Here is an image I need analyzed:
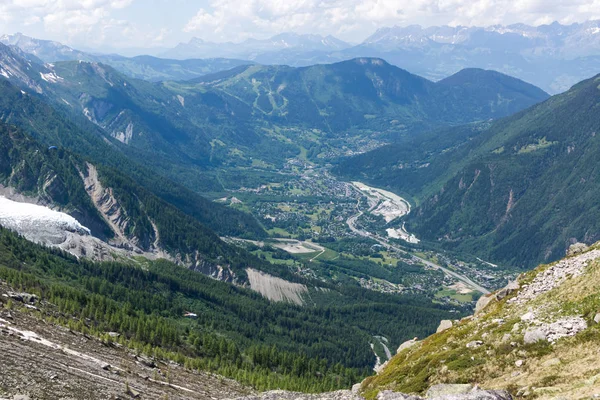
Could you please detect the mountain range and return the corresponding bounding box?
[161,33,351,62]
[2,22,600,399]
[161,21,600,94]
[0,41,548,195]
[7,21,600,94]
[0,32,252,82]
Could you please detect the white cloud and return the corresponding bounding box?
[183,0,600,42]
[1,0,600,50]
[0,0,137,47]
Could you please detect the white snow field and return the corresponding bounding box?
[0,196,90,246]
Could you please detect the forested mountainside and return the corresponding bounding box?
[336,73,600,269]
[0,123,280,280]
[0,224,453,393]
[0,77,265,238]
[0,41,548,193]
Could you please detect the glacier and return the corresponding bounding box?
[0,196,90,246]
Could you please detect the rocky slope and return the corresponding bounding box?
[0,280,253,400]
[358,242,600,399]
[226,242,600,399]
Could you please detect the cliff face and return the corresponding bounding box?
[360,243,600,400]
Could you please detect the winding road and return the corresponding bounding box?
[346,194,490,295]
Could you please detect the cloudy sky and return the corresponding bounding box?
[1,0,600,53]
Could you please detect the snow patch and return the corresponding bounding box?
[39,71,63,83]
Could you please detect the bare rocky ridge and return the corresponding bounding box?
[508,248,600,305]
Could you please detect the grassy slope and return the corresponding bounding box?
[361,243,600,399]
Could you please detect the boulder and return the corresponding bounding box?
[378,390,423,399]
[594,313,600,324]
[397,338,419,354]
[436,320,454,333]
[438,390,512,399]
[567,242,589,256]
[7,291,38,304]
[426,384,473,398]
[520,312,535,322]
[495,281,520,301]
[466,340,483,348]
[475,295,494,315]
[523,328,546,344]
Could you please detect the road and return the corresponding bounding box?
[346,197,490,295]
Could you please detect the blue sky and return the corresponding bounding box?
[1,0,599,53]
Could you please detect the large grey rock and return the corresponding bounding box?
[436,320,454,333]
[594,313,600,324]
[378,390,423,399]
[495,281,520,301]
[426,385,512,399]
[434,390,512,400]
[524,328,546,344]
[475,295,494,315]
[567,242,589,256]
[397,338,419,354]
[426,384,473,398]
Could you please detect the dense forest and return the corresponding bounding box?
[0,226,453,391]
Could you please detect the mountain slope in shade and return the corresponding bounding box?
[337,73,600,269]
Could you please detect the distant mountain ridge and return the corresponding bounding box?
[0,33,253,82]
[7,22,600,93]
[162,32,351,60]
[160,21,600,93]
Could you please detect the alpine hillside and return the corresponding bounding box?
[336,72,600,269]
